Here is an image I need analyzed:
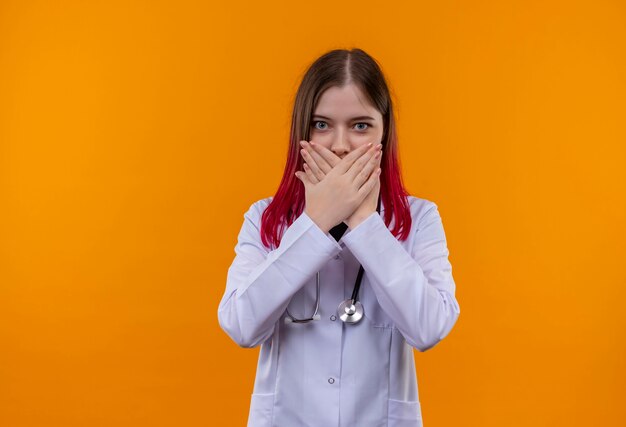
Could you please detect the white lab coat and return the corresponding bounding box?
[218,195,461,426]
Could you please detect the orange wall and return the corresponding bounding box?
[1,0,625,426]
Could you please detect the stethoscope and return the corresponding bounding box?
[284,195,382,325]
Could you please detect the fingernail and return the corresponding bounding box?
[309,141,315,146]
[367,143,373,147]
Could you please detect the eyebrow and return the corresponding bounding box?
[312,114,376,121]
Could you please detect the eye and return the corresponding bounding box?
[312,121,328,130]
[354,123,369,131]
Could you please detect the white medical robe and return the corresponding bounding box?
[217,195,461,426]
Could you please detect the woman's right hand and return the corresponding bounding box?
[294,142,382,233]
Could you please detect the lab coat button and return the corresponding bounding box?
[328,378,335,384]
[330,315,337,321]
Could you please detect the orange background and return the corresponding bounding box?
[1,0,625,426]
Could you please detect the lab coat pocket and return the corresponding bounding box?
[247,393,275,427]
[387,398,423,427]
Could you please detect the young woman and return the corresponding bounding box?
[217,48,461,427]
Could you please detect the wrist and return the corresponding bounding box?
[346,214,367,230]
[304,208,334,234]
[347,210,377,230]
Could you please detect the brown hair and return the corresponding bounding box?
[261,48,412,250]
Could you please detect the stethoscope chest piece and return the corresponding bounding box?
[337,299,364,324]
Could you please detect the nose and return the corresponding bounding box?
[331,129,350,158]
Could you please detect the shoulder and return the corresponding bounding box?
[242,196,274,223]
[245,195,442,228]
[247,194,439,214]
[251,196,274,213]
[234,197,275,244]
[405,195,442,229]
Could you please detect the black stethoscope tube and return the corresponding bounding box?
[335,193,382,324]
[285,193,382,324]
[348,193,381,303]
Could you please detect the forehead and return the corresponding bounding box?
[314,84,381,120]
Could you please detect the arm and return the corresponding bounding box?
[341,201,461,352]
[217,200,343,348]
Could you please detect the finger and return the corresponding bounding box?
[295,170,312,187]
[349,144,383,190]
[331,142,375,176]
[305,160,324,182]
[357,166,381,199]
[308,141,341,170]
[306,146,333,174]
[346,143,382,185]
[303,163,320,184]
[300,149,325,182]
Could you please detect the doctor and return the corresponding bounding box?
[217,48,461,427]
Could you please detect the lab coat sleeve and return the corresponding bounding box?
[217,201,343,348]
[340,201,461,352]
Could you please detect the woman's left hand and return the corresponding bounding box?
[299,140,382,230]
